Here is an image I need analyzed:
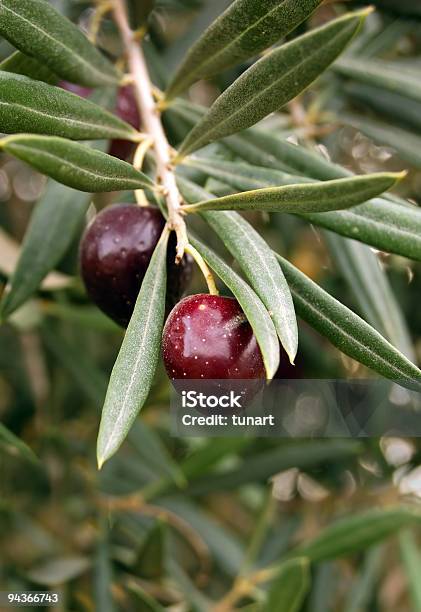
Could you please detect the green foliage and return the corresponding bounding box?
[264,558,310,612]
[2,1,421,608]
[176,10,368,157]
[0,0,120,86]
[0,422,38,463]
[0,181,90,318]
[0,134,154,192]
[183,172,403,214]
[0,73,139,140]
[0,49,57,83]
[166,0,323,100]
[291,507,421,562]
[335,57,421,104]
[277,254,421,391]
[97,229,169,467]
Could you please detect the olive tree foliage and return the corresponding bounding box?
[1,0,421,609]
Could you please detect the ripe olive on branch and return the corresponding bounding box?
[79,204,192,327]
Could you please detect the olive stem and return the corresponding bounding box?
[89,0,113,43]
[184,243,219,296]
[112,0,188,263]
[133,137,154,206]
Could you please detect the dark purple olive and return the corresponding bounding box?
[59,82,141,160]
[79,204,192,327]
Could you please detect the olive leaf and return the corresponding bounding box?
[0,0,121,86]
[277,254,421,391]
[94,533,115,612]
[399,530,421,612]
[135,522,166,579]
[264,558,310,612]
[178,177,298,364]
[183,156,303,191]
[165,0,323,100]
[290,507,421,563]
[189,236,280,380]
[97,229,169,468]
[182,172,403,214]
[128,421,186,489]
[345,82,421,132]
[0,73,139,141]
[219,132,421,261]
[324,232,415,361]
[335,57,421,104]
[0,49,57,83]
[187,440,362,494]
[303,202,421,262]
[183,157,415,359]
[176,10,369,158]
[0,181,90,319]
[0,422,39,464]
[0,135,155,193]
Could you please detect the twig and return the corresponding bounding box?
[133,138,154,206]
[112,0,188,263]
[185,244,219,296]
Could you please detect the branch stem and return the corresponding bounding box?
[185,244,219,296]
[112,0,188,262]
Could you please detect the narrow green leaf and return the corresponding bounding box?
[0,49,57,83]
[342,112,421,168]
[97,229,169,468]
[343,547,383,612]
[189,235,280,379]
[42,325,108,408]
[0,73,139,141]
[324,232,415,360]
[344,82,421,133]
[399,529,421,612]
[291,507,421,563]
[135,521,166,579]
[176,10,369,157]
[165,0,323,100]
[183,156,304,191]
[187,440,362,494]
[94,530,115,612]
[335,57,421,104]
[0,422,38,464]
[183,173,402,214]
[178,177,298,363]
[0,181,90,318]
[264,558,310,612]
[219,132,421,261]
[303,202,421,262]
[127,583,165,612]
[160,497,245,577]
[225,127,353,179]
[0,135,155,193]
[128,420,186,489]
[276,254,421,391]
[0,0,121,86]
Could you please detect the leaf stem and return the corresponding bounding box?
[184,243,219,296]
[133,137,154,206]
[112,0,188,262]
